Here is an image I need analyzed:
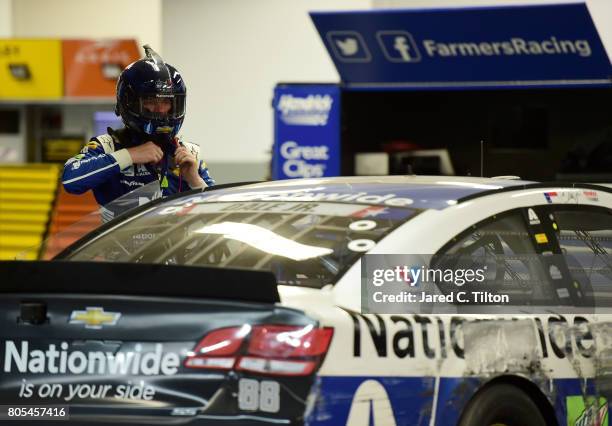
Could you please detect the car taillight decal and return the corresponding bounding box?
[184,324,334,376]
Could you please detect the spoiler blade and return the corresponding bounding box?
[0,261,279,304]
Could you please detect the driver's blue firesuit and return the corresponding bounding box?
[62,127,214,220]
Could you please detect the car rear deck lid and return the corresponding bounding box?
[0,261,280,304]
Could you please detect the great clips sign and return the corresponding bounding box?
[272,85,340,180]
[310,3,612,88]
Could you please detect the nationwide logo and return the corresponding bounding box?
[346,380,398,426]
[213,189,413,207]
[3,341,180,376]
[277,94,333,126]
[176,188,415,208]
[69,307,120,329]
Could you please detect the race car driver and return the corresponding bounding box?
[62,45,214,219]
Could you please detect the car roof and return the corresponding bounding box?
[56,176,612,260]
[184,175,533,210]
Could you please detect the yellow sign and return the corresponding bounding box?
[535,233,549,244]
[0,39,63,99]
[43,138,82,162]
[69,307,121,329]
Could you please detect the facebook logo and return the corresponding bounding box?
[326,31,371,62]
[376,31,421,63]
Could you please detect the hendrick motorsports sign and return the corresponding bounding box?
[310,3,611,87]
[273,84,340,180]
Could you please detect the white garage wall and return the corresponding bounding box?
[376,0,580,5]
[11,0,162,52]
[372,0,612,62]
[8,0,163,153]
[6,0,607,180]
[162,0,371,181]
[0,0,12,37]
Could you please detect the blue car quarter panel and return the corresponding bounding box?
[306,376,482,426]
[306,376,437,426]
[307,376,607,426]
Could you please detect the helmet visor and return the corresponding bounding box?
[138,94,185,120]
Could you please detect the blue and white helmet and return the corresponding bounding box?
[115,45,186,142]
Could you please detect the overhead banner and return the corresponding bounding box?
[272,84,340,180]
[310,3,612,89]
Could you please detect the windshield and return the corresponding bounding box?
[63,199,421,288]
[16,181,164,261]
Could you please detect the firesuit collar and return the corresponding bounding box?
[108,126,177,156]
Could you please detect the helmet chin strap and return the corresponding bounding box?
[156,137,182,192]
[152,135,176,155]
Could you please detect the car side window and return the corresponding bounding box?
[434,209,557,306]
[550,206,612,308]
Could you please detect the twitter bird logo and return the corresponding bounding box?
[327,31,371,62]
[335,37,359,56]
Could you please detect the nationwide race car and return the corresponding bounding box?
[1,176,611,426]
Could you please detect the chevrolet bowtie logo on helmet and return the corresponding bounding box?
[155,126,173,134]
[155,78,173,91]
[69,307,121,329]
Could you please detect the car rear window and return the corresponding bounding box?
[65,200,421,288]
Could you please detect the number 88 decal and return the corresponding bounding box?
[238,379,280,413]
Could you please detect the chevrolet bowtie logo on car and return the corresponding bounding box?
[69,307,121,329]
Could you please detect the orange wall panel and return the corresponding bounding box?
[62,39,140,97]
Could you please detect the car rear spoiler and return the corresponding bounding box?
[0,261,280,304]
